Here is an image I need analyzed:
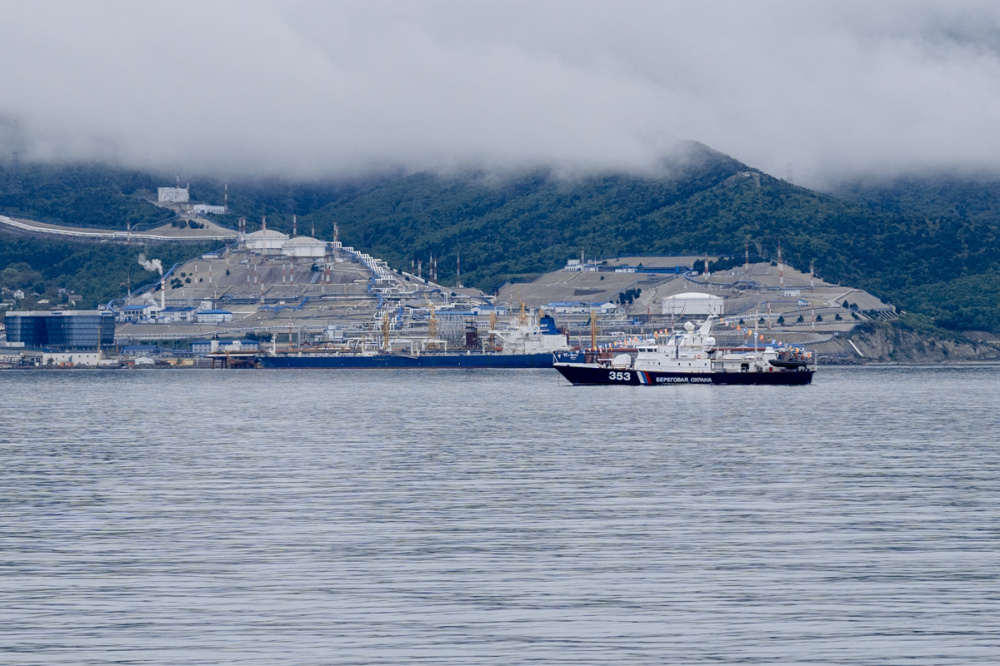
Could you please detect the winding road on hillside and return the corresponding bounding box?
[0,214,237,242]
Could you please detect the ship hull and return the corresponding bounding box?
[257,352,556,369]
[555,363,814,386]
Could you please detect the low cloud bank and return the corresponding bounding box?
[2,1,1000,187]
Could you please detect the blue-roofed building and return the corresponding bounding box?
[118,303,161,323]
[471,305,508,316]
[160,306,195,323]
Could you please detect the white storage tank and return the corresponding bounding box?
[282,236,327,258]
[662,292,724,316]
[245,229,290,253]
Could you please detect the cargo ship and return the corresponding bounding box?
[256,313,571,369]
[554,317,815,386]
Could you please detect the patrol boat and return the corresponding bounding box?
[553,316,815,386]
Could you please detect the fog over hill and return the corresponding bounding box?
[4,2,1000,187]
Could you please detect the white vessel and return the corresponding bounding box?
[554,316,815,385]
[491,312,571,355]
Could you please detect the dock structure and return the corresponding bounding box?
[109,246,895,363]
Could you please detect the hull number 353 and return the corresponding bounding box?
[609,371,631,381]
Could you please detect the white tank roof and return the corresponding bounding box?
[246,229,289,240]
[669,292,723,300]
[283,236,326,246]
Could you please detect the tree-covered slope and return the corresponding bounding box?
[290,151,995,313]
[2,149,1000,331]
[0,234,213,309]
[0,162,174,230]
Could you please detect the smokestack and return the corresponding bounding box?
[160,276,165,310]
[292,215,297,237]
[224,183,228,214]
[778,243,784,290]
[262,216,266,231]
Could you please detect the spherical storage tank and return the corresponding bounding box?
[282,236,328,258]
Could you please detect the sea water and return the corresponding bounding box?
[1,366,998,664]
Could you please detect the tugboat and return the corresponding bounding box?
[553,316,815,386]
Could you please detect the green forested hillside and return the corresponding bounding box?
[831,175,1000,331]
[2,148,1000,330]
[0,162,174,229]
[283,150,1000,330]
[0,235,213,308]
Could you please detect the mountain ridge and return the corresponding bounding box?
[1,149,999,331]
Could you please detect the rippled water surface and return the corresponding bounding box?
[2,366,999,664]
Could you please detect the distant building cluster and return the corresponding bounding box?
[156,185,227,215]
[117,302,233,324]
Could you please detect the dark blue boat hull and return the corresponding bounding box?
[555,364,814,385]
[257,352,555,369]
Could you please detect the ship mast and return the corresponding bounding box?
[382,309,391,351]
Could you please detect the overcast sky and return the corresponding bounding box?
[2,0,1000,188]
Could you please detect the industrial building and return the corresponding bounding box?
[5,310,115,349]
[191,339,259,354]
[195,309,233,324]
[192,204,226,215]
[157,187,190,203]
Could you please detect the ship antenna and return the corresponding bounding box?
[382,309,391,351]
[590,309,597,351]
[754,306,759,353]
